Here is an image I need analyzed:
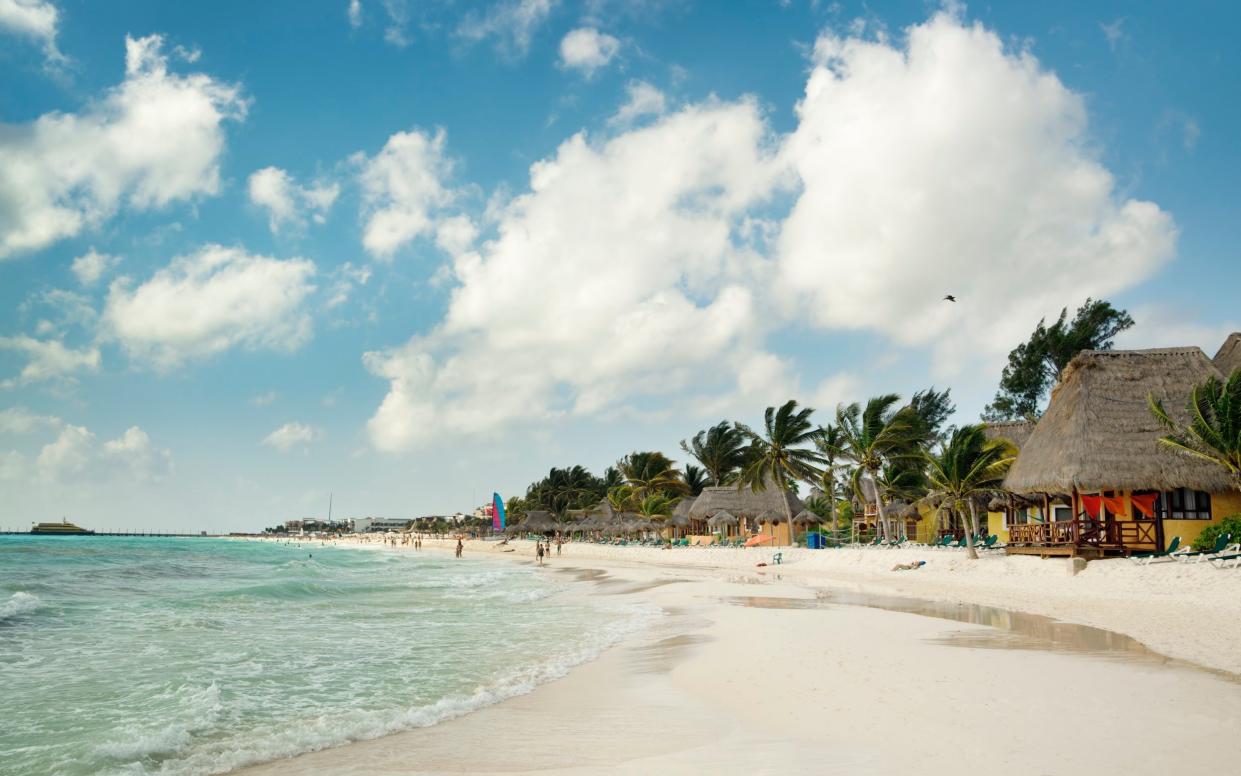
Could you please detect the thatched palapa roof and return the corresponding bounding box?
[984,420,1035,451]
[1004,347,1233,494]
[707,510,738,528]
[1213,333,1241,378]
[688,483,805,521]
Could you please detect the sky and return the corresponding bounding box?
[2,0,1239,532]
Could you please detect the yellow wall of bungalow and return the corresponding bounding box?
[989,490,1241,551]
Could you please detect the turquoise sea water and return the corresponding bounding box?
[0,537,650,776]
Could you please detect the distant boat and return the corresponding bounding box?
[30,519,94,535]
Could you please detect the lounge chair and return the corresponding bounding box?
[978,535,999,551]
[1128,536,1183,565]
[1174,533,1232,563]
[1209,548,1241,569]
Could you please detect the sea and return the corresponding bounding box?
[0,536,653,776]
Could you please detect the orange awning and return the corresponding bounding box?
[744,535,775,547]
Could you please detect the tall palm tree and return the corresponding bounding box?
[827,395,927,541]
[736,400,825,546]
[814,423,847,541]
[681,421,748,485]
[922,424,1015,559]
[681,464,708,496]
[617,451,686,500]
[1149,369,1241,489]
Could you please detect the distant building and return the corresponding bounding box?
[367,517,414,532]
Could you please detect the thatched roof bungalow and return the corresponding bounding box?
[999,344,1241,556]
[688,483,805,544]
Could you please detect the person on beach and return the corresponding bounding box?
[455,539,463,558]
[536,542,545,565]
[556,537,562,556]
[891,560,925,571]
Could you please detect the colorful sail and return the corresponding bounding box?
[492,493,506,531]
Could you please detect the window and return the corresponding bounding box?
[1053,505,1073,522]
[1158,489,1213,520]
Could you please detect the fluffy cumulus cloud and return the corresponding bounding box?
[360,10,1181,450]
[262,421,320,451]
[0,34,246,259]
[102,244,317,368]
[71,248,120,286]
[247,166,339,233]
[457,0,554,58]
[364,99,785,450]
[611,80,666,125]
[0,335,100,388]
[775,10,1176,376]
[558,27,620,77]
[347,0,362,28]
[356,128,458,259]
[0,0,64,62]
[1,417,172,482]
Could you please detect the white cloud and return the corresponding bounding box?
[364,98,784,450]
[1115,305,1238,353]
[1100,17,1126,52]
[347,0,362,28]
[71,248,120,286]
[36,423,93,480]
[776,11,1176,379]
[247,166,339,233]
[0,406,61,434]
[457,0,555,58]
[262,421,320,451]
[102,244,317,368]
[0,34,246,259]
[356,128,457,259]
[0,335,100,388]
[0,0,64,63]
[558,27,620,77]
[249,390,278,406]
[102,425,172,481]
[611,80,667,125]
[326,262,372,309]
[434,215,477,256]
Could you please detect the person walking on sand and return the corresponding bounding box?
[556,536,562,556]
[455,538,463,558]
[536,541,545,566]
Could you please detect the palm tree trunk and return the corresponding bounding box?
[782,481,795,548]
[963,503,979,560]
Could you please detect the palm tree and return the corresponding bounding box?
[735,400,825,546]
[1149,369,1241,489]
[618,451,686,500]
[828,395,927,541]
[923,424,1015,559]
[681,421,748,485]
[814,423,847,541]
[681,464,708,496]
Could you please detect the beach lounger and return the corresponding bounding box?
[1174,533,1232,563]
[1129,536,1183,565]
[1209,548,1241,569]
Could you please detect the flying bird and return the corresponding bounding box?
[943,295,956,302]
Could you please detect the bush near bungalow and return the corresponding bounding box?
[1192,515,1241,552]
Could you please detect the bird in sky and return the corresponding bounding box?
[943,295,956,302]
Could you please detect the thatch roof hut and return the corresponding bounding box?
[707,510,738,528]
[1213,332,1241,377]
[792,509,821,524]
[514,510,558,533]
[688,484,805,521]
[984,420,1035,451]
[1004,347,1233,494]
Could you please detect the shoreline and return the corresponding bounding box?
[237,536,1241,775]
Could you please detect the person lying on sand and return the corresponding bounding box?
[891,561,926,571]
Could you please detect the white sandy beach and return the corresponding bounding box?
[236,537,1241,775]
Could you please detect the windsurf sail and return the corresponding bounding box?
[492,493,506,531]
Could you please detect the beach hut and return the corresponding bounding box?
[1213,332,1241,377]
[1002,343,1241,556]
[689,483,805,545]
[706,510,738,543]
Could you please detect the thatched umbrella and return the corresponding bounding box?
[706,511,737,541]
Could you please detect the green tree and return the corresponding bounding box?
[736,400,825,546]
[680,421,749,485]
[828,395,928,541]
[681,464,708,496]
[617,451,686,500]
[1149,368,1241,489]
[909,387,956,442]
[814,423,848,541]
[984,298,1135,420]
[922,424,1015,559]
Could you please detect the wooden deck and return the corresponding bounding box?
[1005,518,1160,558]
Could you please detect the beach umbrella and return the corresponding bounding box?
[744,534,775,547]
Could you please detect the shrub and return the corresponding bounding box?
[1191,515,1241,552]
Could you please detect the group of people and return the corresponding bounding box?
[534,537,563,565]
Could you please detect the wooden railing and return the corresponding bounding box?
[1007,519,1158,552]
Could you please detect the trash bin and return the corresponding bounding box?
[806,532,825,549]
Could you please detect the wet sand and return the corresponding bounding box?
[237,554,1241,775]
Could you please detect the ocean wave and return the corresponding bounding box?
[0,591,41,621]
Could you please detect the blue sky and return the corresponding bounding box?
[1,0,1238,532]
